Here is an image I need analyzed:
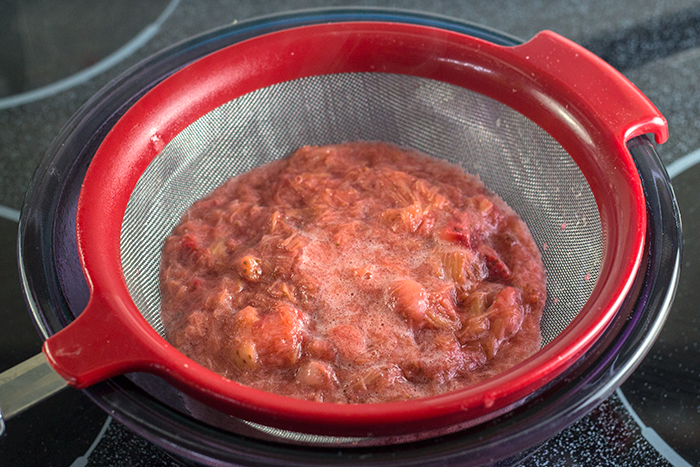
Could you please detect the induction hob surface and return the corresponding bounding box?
[0,1,698,466]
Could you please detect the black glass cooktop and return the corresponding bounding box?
[1,1,699,466]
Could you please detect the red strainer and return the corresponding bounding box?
[15,21,667,438]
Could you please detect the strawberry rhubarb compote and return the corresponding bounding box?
[159,142,546,403]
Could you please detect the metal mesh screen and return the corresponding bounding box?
[121,72,602,348]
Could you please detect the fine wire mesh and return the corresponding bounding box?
[121,72,602,348]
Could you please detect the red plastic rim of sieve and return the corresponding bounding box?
[42,21,667,437]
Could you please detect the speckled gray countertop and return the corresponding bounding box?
[1,1,698,466]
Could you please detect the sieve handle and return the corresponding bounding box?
[41,292,170,390]
[504,30,668,145]
[0,353,68,436]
